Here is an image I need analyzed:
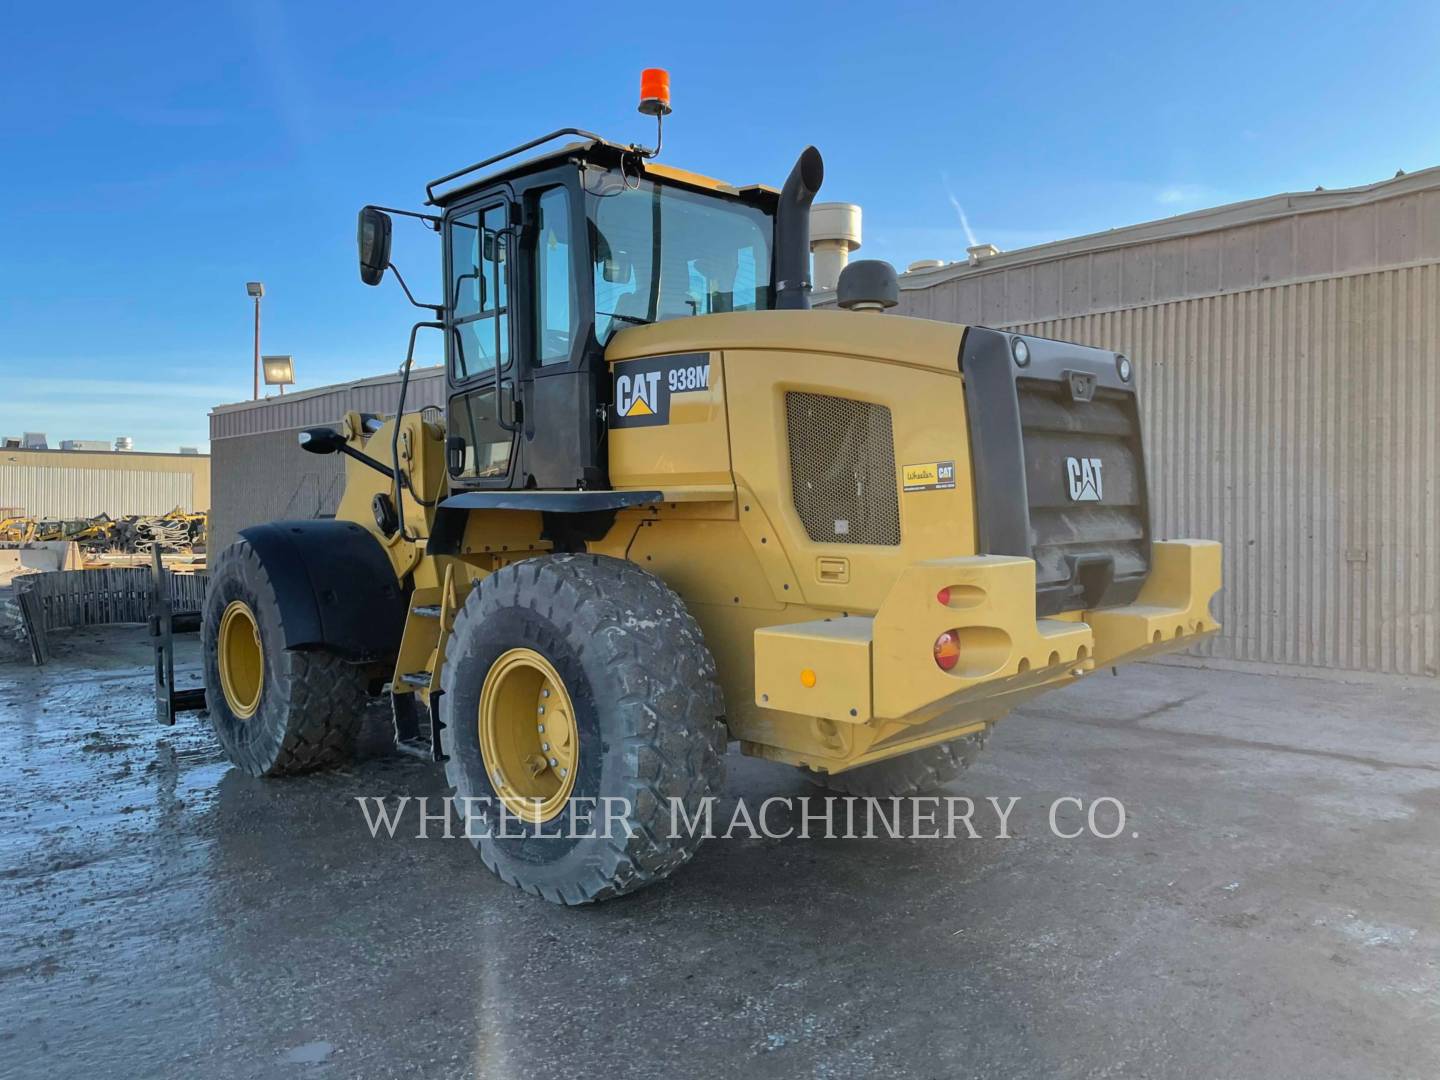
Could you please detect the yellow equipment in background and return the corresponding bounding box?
[0,509,206,555]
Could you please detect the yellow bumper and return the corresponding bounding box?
[750,541,1221,770]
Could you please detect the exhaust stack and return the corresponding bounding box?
[774,146,824,310]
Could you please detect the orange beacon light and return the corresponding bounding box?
[638,68,672,116]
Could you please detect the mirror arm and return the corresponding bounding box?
[337,444,394,479]
[367,204,442,231]
[388,263,444,316]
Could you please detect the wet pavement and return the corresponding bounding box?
[2,625,1438,1079]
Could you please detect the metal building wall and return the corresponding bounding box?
[883,168,1440,679]
[208,368,444,552]
[1011,264,1439,679]
[0,450,210,518]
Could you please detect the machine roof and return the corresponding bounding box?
[427,132,773,207]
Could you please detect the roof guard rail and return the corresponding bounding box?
[425,127,608,205]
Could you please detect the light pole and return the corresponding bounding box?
[246,281,264,400]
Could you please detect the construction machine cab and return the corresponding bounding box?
[360,125,820,495]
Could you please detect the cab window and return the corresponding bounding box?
[447,387,512,479]
[448,203,510,380]
[586,173,773,343]
[534,186,576,365]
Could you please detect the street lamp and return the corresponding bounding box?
[262,355,295,396]
[246,281,264,400]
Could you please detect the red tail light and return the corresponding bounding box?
[936,586,951,606]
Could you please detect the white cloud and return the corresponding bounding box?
[940,171,980,249]
[863,224,1074,268]
[1155,183,1213,207]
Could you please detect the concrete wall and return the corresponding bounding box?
[0,448,210,518]
[883,167,1440,680]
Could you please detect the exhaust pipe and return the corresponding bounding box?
[775,146,824,310]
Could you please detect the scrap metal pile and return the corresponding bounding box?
[0,509,206,554]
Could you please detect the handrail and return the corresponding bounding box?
[425,128,608,205]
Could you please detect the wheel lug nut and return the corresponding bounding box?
[548,758,557,768]
[542,742,550,751]
[537,724,545,733]
[542,689,550,698]
[538,706,545,715]
[559,767,567,777]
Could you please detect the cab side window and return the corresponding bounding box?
[449,203,510,380]
[534,186,576,366]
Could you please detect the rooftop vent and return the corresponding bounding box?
[966,243,1001,265]
[809,202,862,293]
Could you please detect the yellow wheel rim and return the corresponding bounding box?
[218,600,264,719]
[478,648,579,823]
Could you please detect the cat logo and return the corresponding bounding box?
[1065,456,1104,502]
[616,371,661,419]
[609,352,710,429]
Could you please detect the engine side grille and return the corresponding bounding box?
[786,392,901,546]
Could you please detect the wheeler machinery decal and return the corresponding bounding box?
[901,460,956,492]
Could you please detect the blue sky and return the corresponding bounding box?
[3,0,1438,451]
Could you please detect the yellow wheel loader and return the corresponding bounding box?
[190,72,1221,904]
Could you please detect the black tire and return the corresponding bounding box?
[439,554,727,905]
[803,729,988,798]
[201,539,368,777]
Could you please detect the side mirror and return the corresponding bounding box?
[298,427,346,454]
[357,207,393,286]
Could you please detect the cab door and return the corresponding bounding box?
[445,191,519,487]
[515,176,605,489]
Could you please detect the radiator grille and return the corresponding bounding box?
[1018,379,1149,613]
[786,392,901,545]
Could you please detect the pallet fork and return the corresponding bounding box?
[150,547,206,725]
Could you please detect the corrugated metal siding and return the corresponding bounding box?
[890,176,1440,323]
[208,367,447,551]
[1007,263,1440,679]
[209,369,446,440]
[0,464,196,518]
[209,428,348,553]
